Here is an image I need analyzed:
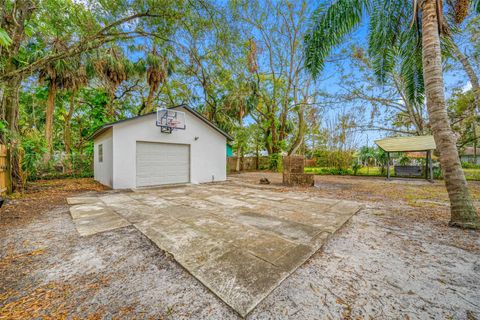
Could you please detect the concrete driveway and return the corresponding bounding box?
[68,181,361,317]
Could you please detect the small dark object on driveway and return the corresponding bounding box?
[0,197,4,208]
[259,177,270,185]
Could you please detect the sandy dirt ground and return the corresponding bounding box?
[1,175,479,319]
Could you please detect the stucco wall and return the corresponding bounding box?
[93,129,113,187]
[111,107,227,189]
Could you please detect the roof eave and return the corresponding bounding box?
[89,104,233,141]
[172,105,233,141]
[90,125,113,140]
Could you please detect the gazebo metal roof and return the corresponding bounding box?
[375,135,436,152]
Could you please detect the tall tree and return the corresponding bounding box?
[63,64,88,158]
[91,47,136,118]
[144,47,168,113]
[1,0,185,191]
[304,0,480,228]
[232,0,319,164]
[39,39,84,157]
[325,47,428,136]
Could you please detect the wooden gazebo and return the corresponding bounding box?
[375,136,436,181]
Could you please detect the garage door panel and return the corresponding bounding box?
[136,142,190,187]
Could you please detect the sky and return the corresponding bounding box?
[124,0,474,150]
[308,14,473,148]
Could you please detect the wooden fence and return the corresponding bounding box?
[227,156,317,173]
[227,156,269,172]
[0,145,8,195]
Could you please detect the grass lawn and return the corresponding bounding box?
[305,166,480,181]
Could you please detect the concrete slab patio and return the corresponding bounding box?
[67,182,362,317]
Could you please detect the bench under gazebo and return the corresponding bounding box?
[375,136,436,181]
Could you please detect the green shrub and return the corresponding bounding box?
[314,149,354,170]
[322,168,352,175]
[268,153,282,172]
[31,171,94,181]
[351,161,362,175]
[461,161,480,169]
[398,154,411,166]
[306,167,353,175]
[20,130,47,180]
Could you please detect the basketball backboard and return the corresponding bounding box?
[156,108,186,133]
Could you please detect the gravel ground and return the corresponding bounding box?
[1,175,479,319]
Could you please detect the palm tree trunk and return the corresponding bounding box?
[235,108,244,172]
[145,84,158,114]
[1,76,21,133]
[0,77,22,192]
[63,94,76,173]
[450,41,480,112]
[235,146,241,172]
[106,86,116,118]
[45,82,57,160]
[422,0,479,229]
[64,94,75,156]
[451,40,479,164]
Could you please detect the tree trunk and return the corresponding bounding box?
[422,0,479,229]
[256,143,259,170]
[45,83,57,159]
[451,39,479,164]
[473,123,477,164]
[145,86,156,114]
[235,146,241,172]
[289,105,305,155]
[106,86,117,118]
[1,77,22,133]
[1,77,23,192]
[235,108,244,172]
[64,94,75,156]
[451,41,480,112]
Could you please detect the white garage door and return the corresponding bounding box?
[136,142,190,187]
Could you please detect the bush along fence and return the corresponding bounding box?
[227,156,316,173]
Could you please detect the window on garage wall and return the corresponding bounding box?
[98,144,103,163]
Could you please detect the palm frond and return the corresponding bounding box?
[398,27,424,106]
[304,0,370,79]
[367,0,406,83]
[472,0,480,13]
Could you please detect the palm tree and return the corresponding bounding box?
[39,39,83,158]
[91,47,132,117]
[304,0,480,228]
[63,65,88,159]
[223,79,256,172]
[144,47,168,114]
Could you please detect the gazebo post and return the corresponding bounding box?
[425,151,429,180]
[387,152,390,180]
[428,150,433,182]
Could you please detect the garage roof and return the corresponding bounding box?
[90,104,233,141]
[375,135,436,152]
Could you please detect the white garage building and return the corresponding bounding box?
[91,105,232,189]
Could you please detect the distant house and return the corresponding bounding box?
[460,147,480,165]
[226,143,233,157]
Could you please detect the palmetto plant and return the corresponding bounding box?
[91,47,134,117]
[144,47,169,113]
[39,39,87,157]
[305,0,480,228]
